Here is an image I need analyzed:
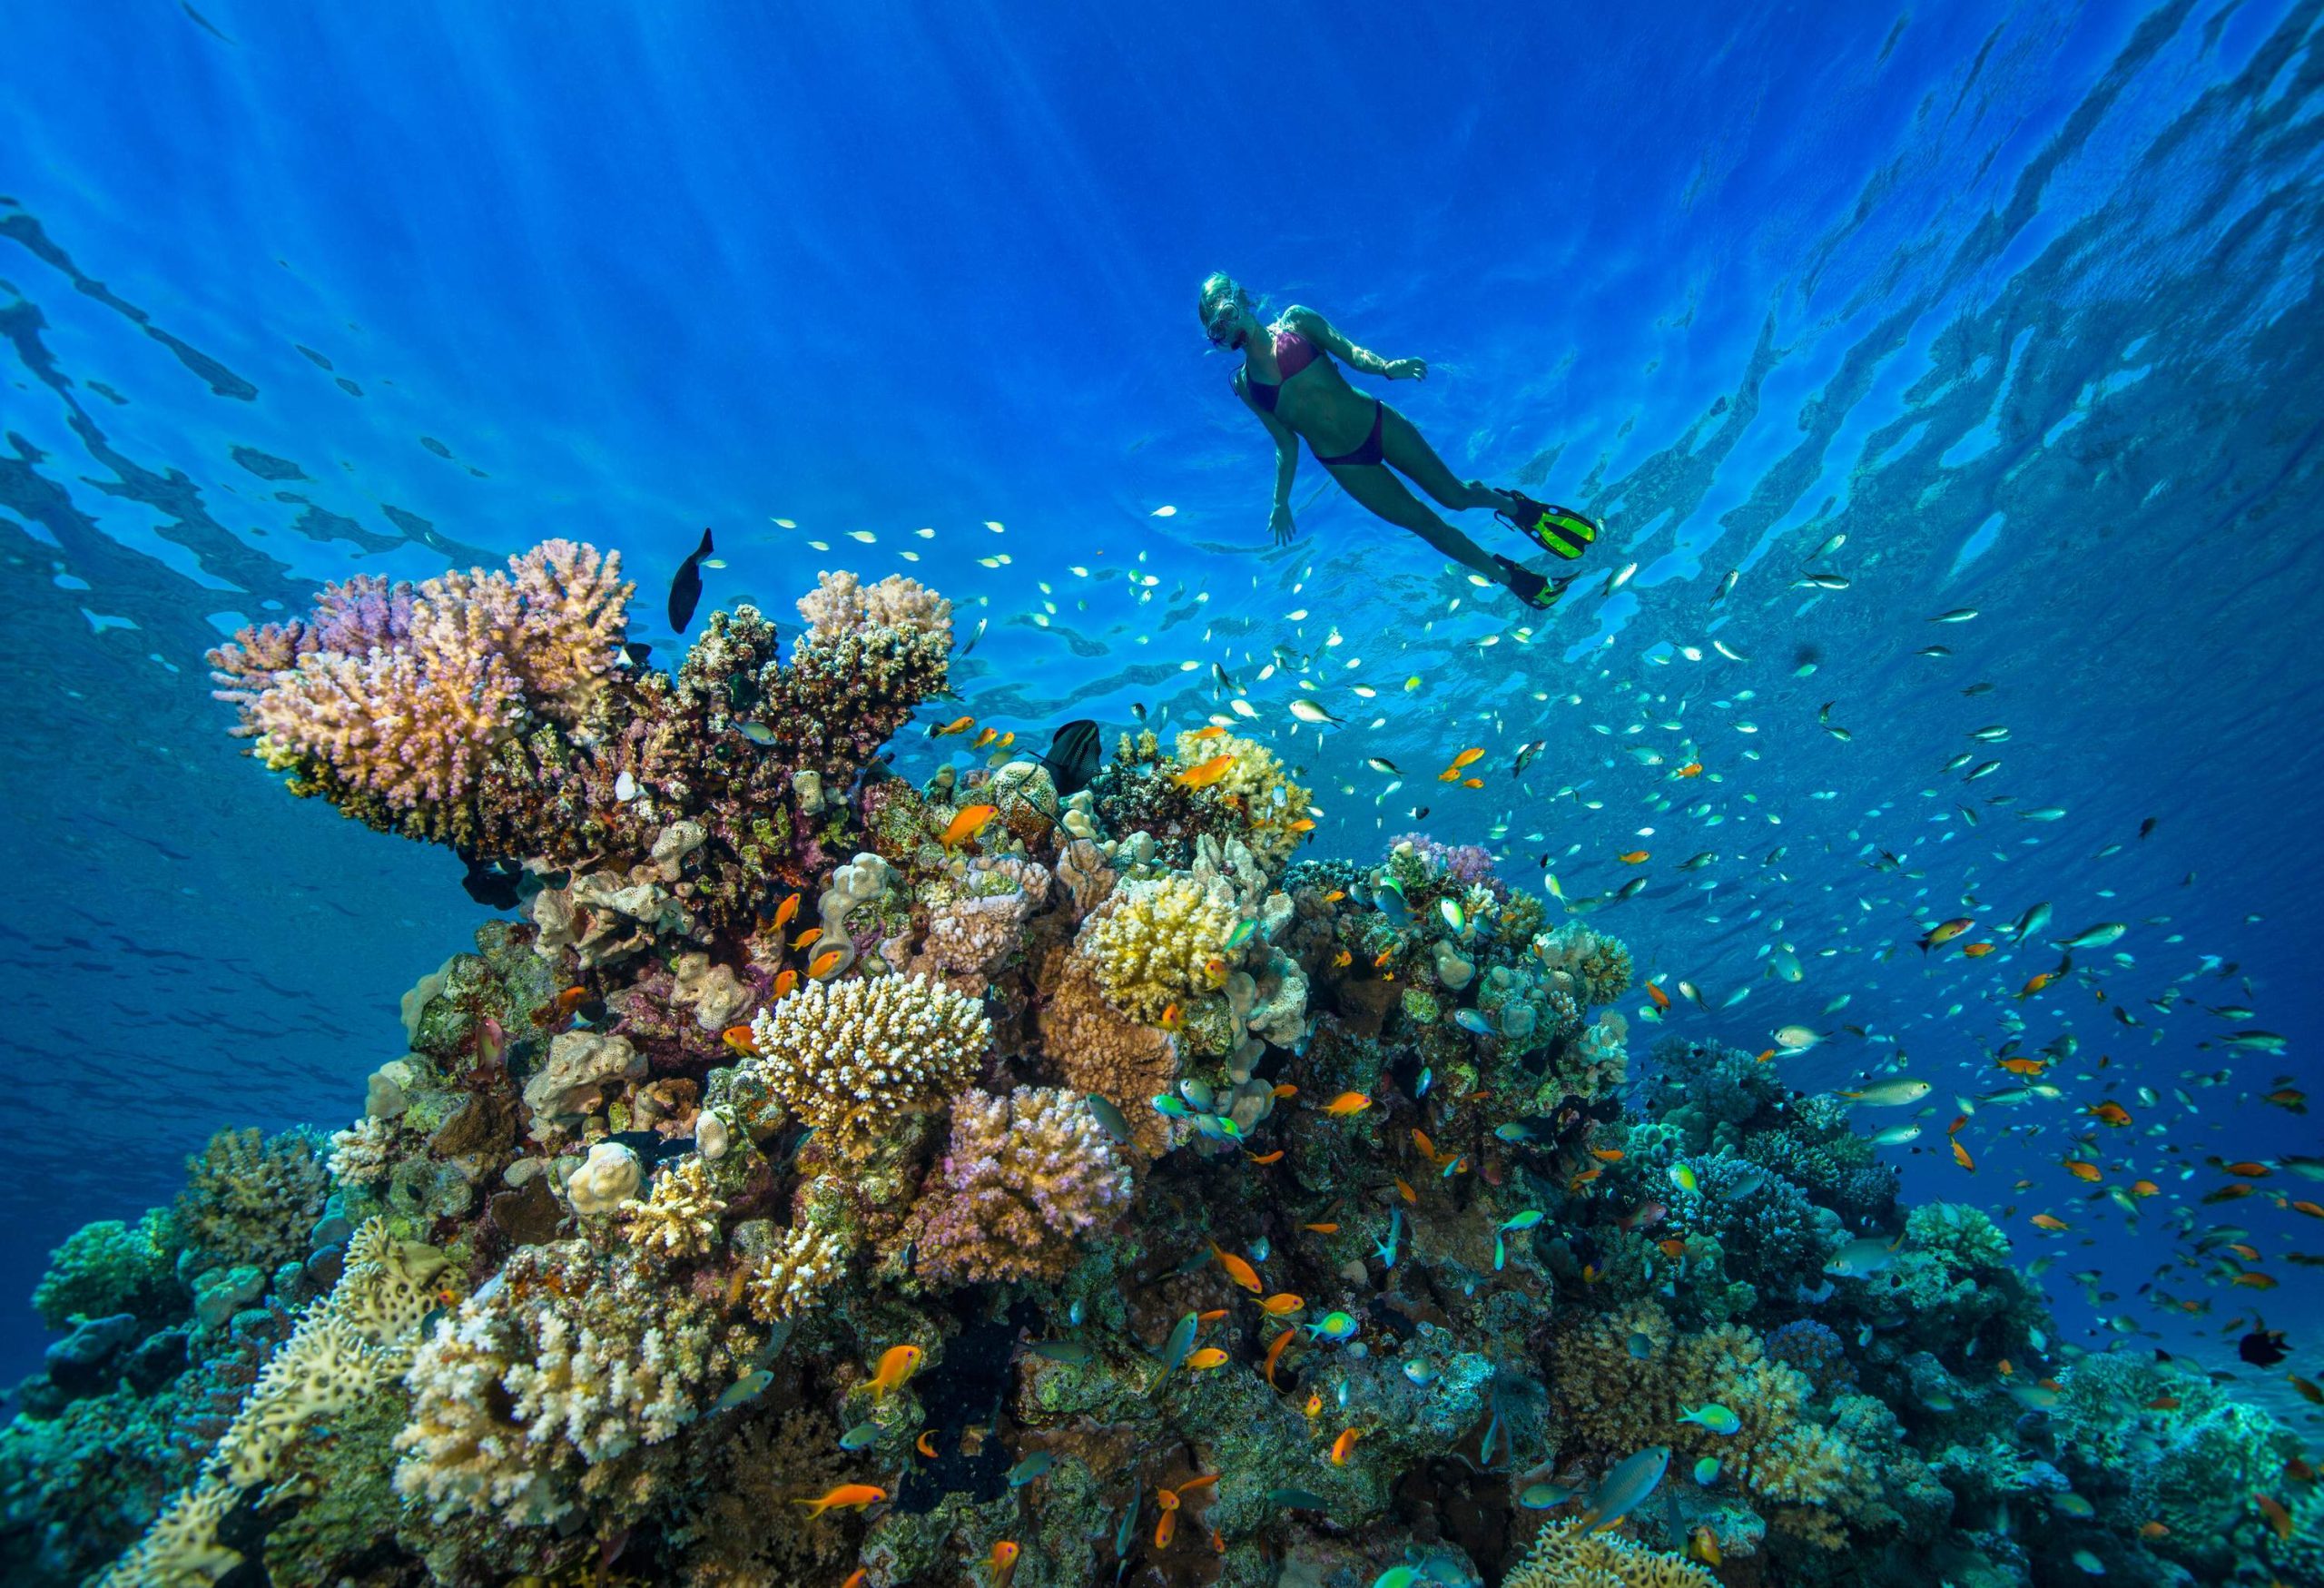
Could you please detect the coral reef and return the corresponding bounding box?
[8,538,2293,1588]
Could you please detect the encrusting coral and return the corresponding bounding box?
[22,538,2297,1588]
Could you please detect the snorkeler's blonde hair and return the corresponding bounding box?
[1198,271,1256,329]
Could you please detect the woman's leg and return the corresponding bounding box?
[1324,460,1508,582]
[1379,406,1511,513]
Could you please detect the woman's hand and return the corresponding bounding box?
[1386,357,1428,380]
[1268,504,1296,546]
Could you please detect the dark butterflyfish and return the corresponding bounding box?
[667,527,714,633]
[1039,720,1103,796]
[2240,1328,2290,1367]
[460,856,526,911]
[615,640,655,672]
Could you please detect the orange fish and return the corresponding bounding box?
[1568,1166,1602,1189]
[1947,1116,1969,1136]
[1176,1473,1220,1497]
[720,1023,759,1056]
[1153,1505,1177,1551]
[2018,971,2059,999]
[1331,948,1352,968]
[1645,981,1671,1011]
[1372,949,1394,969]
[1287,817,1317,833]
[1188,725,1228,740]
[1324,889,1346,902]
[809,948,845,980]
[1436,767,1462,784]
[791,925,824,952]
[971,726,1000,749]
[2232,1272,2278,1289]
[2258,1493,2293,1541]
[772,892,802,932]
[1961,942,1996,957]
[773,968,800,1000]
[2063,1160,2101,1182]
[933,715,975,736]
[1196,1308,1228,1324]
[2144,1395,2181,1411]
[554,985,589,1016]
[1186,1347,1229,1371]
[1450,747,1485,770]
[1590,1148,1626,1163]
[1303,1391,1323,1418]
[1175,754,1238,790]
[1675,762,1703,778]
[1245,1149,1285,1166]
[1412,1128,1439,1161]
[2137,1522,2169,1539]
[1658,1238,1688,1258]
[1617,850,1649,864]
[868,1344,923,1399]
[1265,1327,1295,1386]
[1330,1427,1362,1465]
[2222,1161,2273,1179]
[2031,1213,2070,1231]
[842,1571,869,1588]
[1953,1139,1975,1172]
[794,1484,887,1516]
[1258,1293,1303,1316]
[1394,1177,1418,1204]
[986,1540,1019,1588]
[1210,1242,1263,1293]
[2291,1376,2323,1405]
[1321,1091,1372,1117]
[1302,1222,1339,1235]
[941,804,1000,848]
[1460,776,1484,789]
[1159,1003,1184,1031]
[2292,1201,2324,1219]
[1998,1358,2014,1376]
[917,1430,939,1458]
[2088,1101,2132,1127]
[2131,1179,2161,1198]
[1999,1057,2049,1076]
[2228,1242,2262,1261]
[2263,1088,2308,1110]
[1919,917,1974,952]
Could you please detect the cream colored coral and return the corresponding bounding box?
[1074,873,1239,1024]
[622,1159,725,1261]
[744,1223,852,1323]
[744,974,990,1156]
[796,568,953,642]
[1167,729,1314,869]
[1503,1520,1718,1588]
[92,1474,243,1588]
[326,1114,396,1185]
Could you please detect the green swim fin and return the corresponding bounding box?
[1498,494,1600,561]
[1492,555,1565,611]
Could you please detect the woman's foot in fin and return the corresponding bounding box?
[1492,554,1563,611]
[1495,493,1600,561]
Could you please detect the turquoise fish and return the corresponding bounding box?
[1679,1403,1740,1435]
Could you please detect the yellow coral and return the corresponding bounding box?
[1503,1520,1718,1588]
[1168,729,1312,868]
[622,1158,726,1262]
[93,1475,243,1588]
[1073,873,1238,1024]
[745,1223,852,1323]
[744,973,990,1156]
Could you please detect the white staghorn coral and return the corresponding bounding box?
[743,974,990,1156]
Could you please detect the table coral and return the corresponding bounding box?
[743,973,990,1157]
[908,1087,1133,1283]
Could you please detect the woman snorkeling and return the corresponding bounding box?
[1197,271,1598,608]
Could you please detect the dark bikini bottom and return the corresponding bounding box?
[1314,399,1384,467]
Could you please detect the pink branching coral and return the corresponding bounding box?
[207,540,631,813]
[909,1087,1132,1284]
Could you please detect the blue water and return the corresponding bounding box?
[2,0,2319,1442]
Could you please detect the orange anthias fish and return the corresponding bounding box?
[2063,1160,2101,1182]
[2233,1271,2279,1289]
[1196,1307,1228,1325]
[1324,889,1346,902]
[1617,850,1650,864]
[1186,1347,1230,1371]
[1302,1221,1339,1235]
[2222,1161,2273,1178]
[1188,725,1228,740]
[1961,942,1997,957]
[1259,1293,1303,1316]
[1321,1091,1373,1118]
[554,985,590,1016]
[1675,761,1703,777]
[1658,1238,1688,1258]
[1176,754,1238,789]
[986,1540,1019,1588]
[2018,970,2060,999]
[940,804,1000,848]
[2137,1521,2170,1540]
[1331,1427,1363,1465]
[1435,766,1462,784]
[1210,1241,1263,1293]
[2291,1200,2324,1219]
[1394,1177,1418,1204]
[772,892,802,932]
[1412,1128,1440,1162]
[1953,1139,1975,1172]
[868,1344,923,1399]
[1332,948,1352,968]
[1646,981,1671,1011]
[720,1023,759,1056]
[933,715,976,736]
[1265,1327,1296,1386]
[2131,1179,2161,1198]
[971,725,1000,749]
[1245,1149,1285,1166]
[773,968,800,1000]
[1460,776,1484,789]
[809,948,846,980]
[791,925,824,952]
[2257,1493,2293,1540]
[2088,1101,2132,1127]
[1450,746,1485,770]
[2031,1213,2070,1231]
[794,1484,888,1516]
[1999,1057,2049,1076]
[1918,917,1974,952]
[1590,1148,1626,1163]
[1272,1083,1300,1100]
[916,1430,939,1458]
[2264,1088,2308,1111]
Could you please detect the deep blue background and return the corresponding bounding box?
[2,0,2318,1414]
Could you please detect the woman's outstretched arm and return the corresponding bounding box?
[1236,372,1304,544]
[1284,305,1426,380]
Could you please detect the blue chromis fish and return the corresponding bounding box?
[1580,1446,1669,1531]
[1007,1450,1055,1488]
[1627,1332,1655,1360]
[1305,1310,1361,1343]
[1268,1486,1332,1511]
[1693,1456,1721,1485]
[1083,1093,1133,1145]
[1452,1007,1494,1037]
[1518,1481,1576,1510]
[1147,1311,1199,1396]
[711,1367,773,1415]
[1678,1403,1741,1435]
[1151,1094,1193,1119]
[1499,1210,1545,1232]
[838,1419,884,1450]
[1024,1339,1093,1366]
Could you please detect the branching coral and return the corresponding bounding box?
[909,1088,1133,1284]
[1073,873,1240,1024]
[621,1159,725,1262]
[174,1128,330,1278]
[743,974,990,1157]
[1503,1520,1718,1588]
[743,1222,852,1324]
[33,1213,180,1330]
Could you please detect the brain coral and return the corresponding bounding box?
[744,974,990,1156]
[1503,1520,1718,1588]
[1073,873,1240,1024]
[910,1087,1133,1284]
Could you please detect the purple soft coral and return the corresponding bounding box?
[911,1087,1132,1284]
[1391,832,1500,886]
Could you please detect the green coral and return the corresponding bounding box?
[32,1213,182,1330]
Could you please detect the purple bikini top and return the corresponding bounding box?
[1244,330,1321,412]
